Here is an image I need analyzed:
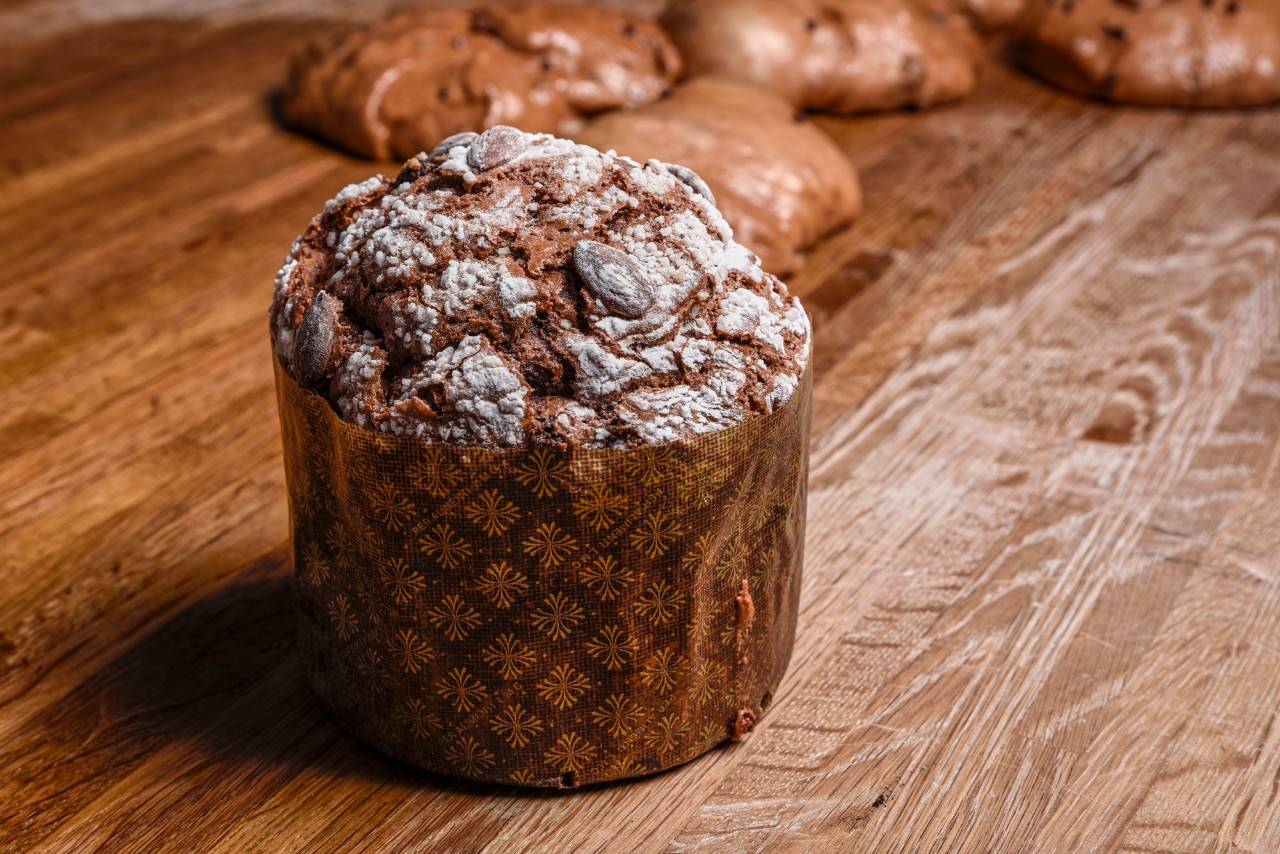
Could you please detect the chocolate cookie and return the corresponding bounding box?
[1014,0,1280,107]
[660,0,981,113]
[281,4,681,160]
[270,127,811,448]
[577,77,863,275]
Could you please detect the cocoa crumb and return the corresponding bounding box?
[731,707,757,741]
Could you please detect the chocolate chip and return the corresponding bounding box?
[573,241,656,319]
[1225,0,1239,13]
[665,162,716,205]
[466,125,527,172]
[731,707,757,742]
[430,131,477,160]
[295,291,340,387]
[622,21,636,37]
[1101,24,1128,40]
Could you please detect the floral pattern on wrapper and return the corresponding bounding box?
[276,356,811,788]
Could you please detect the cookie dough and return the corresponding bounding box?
[1014,0,1280,107]
[577,77,863,275]
[660,0,980,113]
[270,127,811,448]
[281,4,681,160]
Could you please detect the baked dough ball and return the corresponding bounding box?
[578,77,862,275]
[1013,0,1280,107]
[660,0,981,113]
[282,3,681,160]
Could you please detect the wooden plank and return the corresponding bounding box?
[1,4,1278,852]
[670,113,1280,852]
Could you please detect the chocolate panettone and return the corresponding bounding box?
[271,126,811,448]
[271,128,813,788]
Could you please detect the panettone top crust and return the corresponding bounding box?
[270,127,811,449]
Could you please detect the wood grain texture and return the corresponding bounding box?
[2,3,1279,851]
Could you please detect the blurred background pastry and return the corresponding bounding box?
[660,0,981,113]
[1012,0,1280,107]
[578,77,863,275]
[281,3,681,160]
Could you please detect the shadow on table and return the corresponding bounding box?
[94,548,538,800]
[94,548,686,803]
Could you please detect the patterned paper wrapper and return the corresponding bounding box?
[275,357,812,788]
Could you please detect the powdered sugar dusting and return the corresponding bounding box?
[389,336,528,445]
[717,288,799,354]
[324,175,384,212]
[335,336,388,428]
[616,348,750,444]
[270,127,810,447]
[272,242,301,360]
[769,372,800,409]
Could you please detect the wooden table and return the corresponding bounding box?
[3,4,1279,851]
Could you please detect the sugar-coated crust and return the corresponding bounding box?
[270,127,811,449]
